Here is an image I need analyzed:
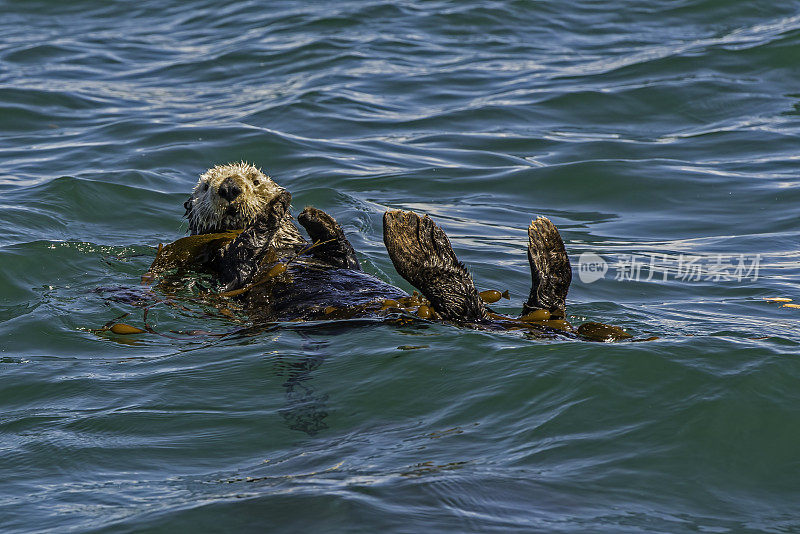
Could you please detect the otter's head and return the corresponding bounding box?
[184,162,285,235]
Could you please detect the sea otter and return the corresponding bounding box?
[172,162,628,340]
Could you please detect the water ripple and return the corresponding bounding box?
[1,0,799,532]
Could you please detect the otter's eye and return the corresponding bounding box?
[203,183,209,191]
[252,179,260,186]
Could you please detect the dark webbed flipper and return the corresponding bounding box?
[523,216,572,319]
[383,210,487,322]
[213,190,291,290]
[297,207,361,270]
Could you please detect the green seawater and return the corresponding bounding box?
[1,1,799,532]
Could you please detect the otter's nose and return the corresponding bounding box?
[218,177,241,202]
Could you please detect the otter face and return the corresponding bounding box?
[184,162,285,235]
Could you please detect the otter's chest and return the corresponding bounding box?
[245,261,406,322]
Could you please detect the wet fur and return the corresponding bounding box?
[383,211,487,322]
[184,162,304,249]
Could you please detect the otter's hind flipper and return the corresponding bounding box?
[297,207,361,270]
[383,210,487,322]
[214,190,291,290]
[523,216,572,319]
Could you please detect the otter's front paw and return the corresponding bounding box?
[297,206,361,270]
[252,190,291,234]
[214,189,293,289]
[297,206,339,241]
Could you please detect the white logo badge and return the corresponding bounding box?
[578,252,608,284]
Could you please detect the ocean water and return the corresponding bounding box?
[1,1,799,532]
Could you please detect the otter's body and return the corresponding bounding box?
[175,163,631,341]
[245,258,406,323]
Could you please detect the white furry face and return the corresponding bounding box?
[185,162,284,235]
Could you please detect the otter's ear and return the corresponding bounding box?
[183,198,193,218]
